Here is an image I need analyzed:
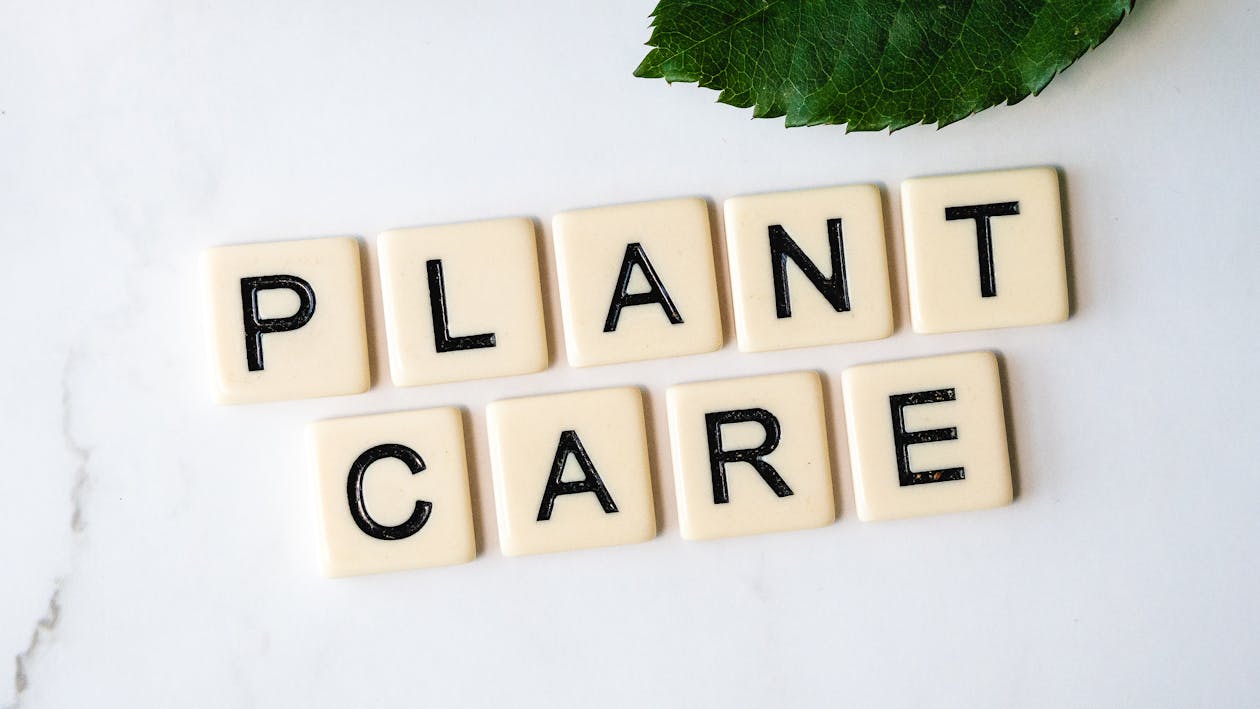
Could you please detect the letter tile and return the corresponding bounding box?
[378,218,548,387]
[202,236,370,404]
[308,407,475,577]
[552,198,723,367]
[666,371,834,540]
[486,387,656,556]
[724,185,893,352]
[841,351,1012,522]
[901,166,1069,334]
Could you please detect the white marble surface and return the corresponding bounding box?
[3,1,1258,706]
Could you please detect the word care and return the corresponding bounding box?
[312,354,1012,577]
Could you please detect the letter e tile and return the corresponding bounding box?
[202,236,370,404]
[667,371,835,540]
[552,198,723,367]
[486,387,656,556]
[378,218,548,387]
[309,408,475,577]
[901,167,1068,334]
[724,185,893,352]
[841,351,1012,522]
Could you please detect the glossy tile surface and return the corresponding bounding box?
[901,167,1068,334]
[667,371,834,540]
[309,407,475,577]
[486,387,656,556]
[552,198,723,367]
[724,184,893,352]
[202,236,370,404]
[378,218,548,387]
[841,351,1012,522]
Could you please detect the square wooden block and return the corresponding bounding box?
[201,236,370,404]
[667,371,835,540]
[841,351,1012,522]
[378,218,548,387]
[552,197,723,367]
[308,407,475,577]
[901,166,1068,334]
[486,387,656,556]
[724,184,893,352]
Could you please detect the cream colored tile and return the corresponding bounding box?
[486,387,656,556]
[724,184,893,352]
[667,371,834,541]
[841,351,1012,522]
[552,198,723,367]
[202,236,370,404]
[378,218,548,387]
[901,167,1068,334]
[308,407,475,577]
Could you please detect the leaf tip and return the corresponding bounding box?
[634,52,665,79]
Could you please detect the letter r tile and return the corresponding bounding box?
[201,236,370,404]
[378,218,549,387]
[486,387,656,556]
[308,407,476,577]
[901,167,1069,334]
[841,351,1013,522]
[552,198,723,367]
[667,371,834,541]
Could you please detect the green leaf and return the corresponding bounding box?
[635,0,1135,131]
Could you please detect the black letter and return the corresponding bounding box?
[944,201,1020,298]
[346,443,432,540]
[240,274,316,372]
[603,242,683,332]
[888,389,965,486]
[536,430,619,521]
[704,408,793,504]
[769,219,851,319]
[427,259,496,353]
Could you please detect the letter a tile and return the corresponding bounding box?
[202,236,370,404]
[486,387,656,556]
[552,198,723,367]
[901,167,1069,334]
[667,371,835,540]
[724,185,893,352]
[841,351,1013,522]
[378,218,548,387]
[309,407,475,577]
